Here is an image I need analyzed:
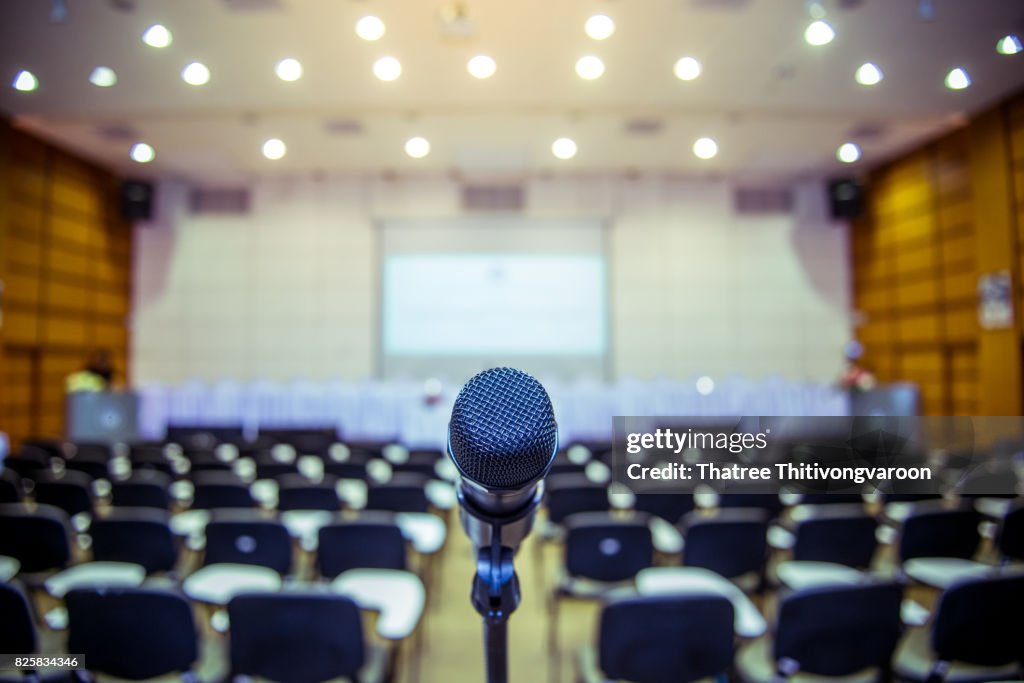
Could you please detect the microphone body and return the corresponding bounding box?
[447,367,558,549]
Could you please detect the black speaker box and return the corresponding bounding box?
[119,179,155,221]
[828,178,865,220]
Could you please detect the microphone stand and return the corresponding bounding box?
[458,486,543,683]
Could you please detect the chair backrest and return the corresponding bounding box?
[546,473,609,524]
[0,503,71,572]
[599,594,735,683]
[633,494,695,524]
[931,573,1024,667]
[203,516,292,574]
[792,508,878,567]
[317,515,407,578]
[111,470,172,510]
[683,508,768,579]
[192,481,255,510]
[564,512,654,583]
[998,500,1024,561]
[89,508,177,573]
[898,506,981,562]
[228,592,365,683]
[32,470,94,517]
[391,451,442,479]
[366,472,430,513]
[66,587,198,680]
[63,452,110,480]
[0,581,38,655]
[0,468,23,503]
[277,476,340,512]
[774,582,903,677]
[129,447,174,476]
[715,491,784,519]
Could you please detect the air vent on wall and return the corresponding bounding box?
[733,187,793,214]
[189,188,251,215]
[461,184,525,211]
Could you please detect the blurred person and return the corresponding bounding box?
[66,349,115,393]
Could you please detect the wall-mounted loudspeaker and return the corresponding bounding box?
[827,178,865,220]
[119,179,155,221]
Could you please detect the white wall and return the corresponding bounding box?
[131,175,850,384]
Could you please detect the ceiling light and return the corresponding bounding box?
[142,24,172,48]
[355,15,386,41]
[837,142,861,163]
[575,55,605,80]
[584,14,615,40]
[467,55,496,79]
[12,69,38,92]
[275,58,303,82]
[89,66,117,87]
[130,142,155,163]
[693,137,718,160]
[551,137,577,160]
[996,34,1022,55]
[262,138,286,160]
[405,136,430,159]
[373,56,402,81]
[804,20,835,46]
[674,56,702,81]
[944,67,970,90]
[854,62,882,86]
[181,62,210,86]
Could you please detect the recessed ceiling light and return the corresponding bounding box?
[551,137,578,160]
[854,62,883,86]
[12,69,38,92]
[575,55,605,80]
[996,34,1022,55]
[89,66,117,87]
[584,14,615,40]
[262,138,286,160]
[142,24,172,48]
[130,142,155,163]
[181,62,210,86]
[405,136,431,159]
[804,20,835,46]
[674,56,702,81]
[373,56,402,81]
[467,55,496,79]
[945,67,970,90]
[693,137,718,160]
[837,142,861,163]
[275,58,303,82]
[355,15,386,41]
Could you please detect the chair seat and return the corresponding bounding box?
[648,516,683,554]
[425,480,457,510]
[0,555,20,582]
[280,510,332,547]
[884,502,916,523]
[332,568,426,640]
[894,625,1022,683]
[45,562,146,598]
[338,480,368,509]
[183,563,282,605]
[635,567,766,638]
[775,561,865,590]
[974,497,1014,519]
[395,512,446,554]
[169,509,210,537]
[737,635,886,683]
[903,558,994,589]
[768,525,796,550]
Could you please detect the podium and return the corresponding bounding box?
[66,391,140,443]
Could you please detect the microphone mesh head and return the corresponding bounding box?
[449,367,557,489]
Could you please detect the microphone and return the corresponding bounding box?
[448,367,558,523]
[447,367,558,683]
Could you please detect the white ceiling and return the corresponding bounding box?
[0,0,1022,183]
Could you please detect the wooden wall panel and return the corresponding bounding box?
[854,93,1024,415]
[0,122,133,447]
